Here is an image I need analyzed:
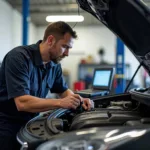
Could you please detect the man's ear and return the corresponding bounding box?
[47,35,56,47]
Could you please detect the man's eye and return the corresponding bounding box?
[62,45,68,49]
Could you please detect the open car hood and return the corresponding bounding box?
[77,0,150,74]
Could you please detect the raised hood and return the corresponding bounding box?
[77,0,150,74]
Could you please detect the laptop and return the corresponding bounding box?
[75,68,114,98]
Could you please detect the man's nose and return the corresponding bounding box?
[64,49,69,56]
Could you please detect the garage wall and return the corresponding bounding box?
[0,0,37,61]
[37,25,141,89]
[0,0,13,61]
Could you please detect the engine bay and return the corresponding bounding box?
[17,88,150,149]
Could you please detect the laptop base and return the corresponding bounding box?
[75,91,109,98]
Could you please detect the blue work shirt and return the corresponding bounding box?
[0,40,68,123]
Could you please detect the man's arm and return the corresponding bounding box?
[14,94,81,113]
[58,89,74,98]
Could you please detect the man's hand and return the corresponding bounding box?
[82,98,94,110]
[58,94,82,109]
[57,93,94,111]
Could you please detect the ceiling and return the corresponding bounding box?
[4,0,150,27]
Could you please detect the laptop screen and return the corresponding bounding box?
[92,68,114,90]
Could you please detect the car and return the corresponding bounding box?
[17,0,150,149]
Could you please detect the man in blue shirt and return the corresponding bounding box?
[0,21,92,149]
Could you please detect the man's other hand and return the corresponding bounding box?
[82,98,94,110]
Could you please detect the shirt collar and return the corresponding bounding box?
[31,40,57,68]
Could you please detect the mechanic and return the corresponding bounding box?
[0,21,92,150]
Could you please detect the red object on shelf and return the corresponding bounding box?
[74,81,85,91]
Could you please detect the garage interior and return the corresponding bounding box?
[2,0,150,95]
[1,0,150,149]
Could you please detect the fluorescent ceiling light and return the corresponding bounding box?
[46,15,84,22]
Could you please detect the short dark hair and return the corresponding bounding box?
[43,21,77,41]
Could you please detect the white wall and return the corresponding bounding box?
[29,22,37,44]
[12,9,22,48]
[37,25,142,89]
[0,0,37,61]
[0,0,13,61]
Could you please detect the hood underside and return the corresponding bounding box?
[77,0,150,74]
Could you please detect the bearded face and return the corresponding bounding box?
[51,54,66,64]
[48,33,73,64]
[48,42,66,64]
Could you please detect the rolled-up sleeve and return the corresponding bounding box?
[5,51,30,99]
